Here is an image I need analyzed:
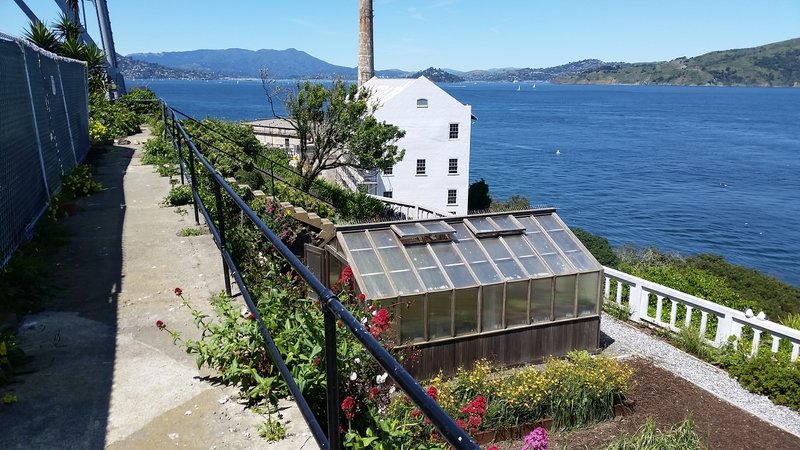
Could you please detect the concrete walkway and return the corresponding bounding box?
[0,128,316,449]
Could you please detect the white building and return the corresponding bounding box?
[363,76,473,215]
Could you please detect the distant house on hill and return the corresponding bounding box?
[364,76,474,215]
[248,118,302,156]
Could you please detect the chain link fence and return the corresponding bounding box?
[0,32,89,266]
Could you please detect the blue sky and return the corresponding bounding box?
[2,1,798,71]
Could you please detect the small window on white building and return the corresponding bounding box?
[448,158,458,174]
[449,123,459,139]
[383,191,393,198]
[447,189,457,205]
[384,166,393,175]
[416,159,426,175]
[284,138,290,149]
[417,98,429,108]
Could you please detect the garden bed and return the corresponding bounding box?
[492,358,800,449]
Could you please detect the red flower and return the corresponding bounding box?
[341,396,356,420]
[426,385,439,401]
[487,447,499,450]
[461,395,488,416]
[411,409,421,417]
[155,320,166,330]
[341,266,353,282]
[368,387,380,400]
[455,419,466,430]
[312,357,321,366]
[469,415,482,428]
[338,278,344,285]
[174,287,183,296]
[357,293,366,301]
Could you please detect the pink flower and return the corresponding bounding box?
[312,357,321,366]
[341,266,353,283]
[155,320,166,330]
[174,287,183,296]
[368,387,380,400]
[487,446,499,450]
[357,293,366,301]
[411,409,421,417]
[426,385,439,401]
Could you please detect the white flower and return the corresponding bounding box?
[376,372,388,384]
[361,317,368,324]
[388,386,396,395]
[354,357,361,364]
[350,371,357,381]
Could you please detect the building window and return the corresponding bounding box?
[417,98,428,108]
[383,191,393,198]
[448,158,458,174]
[416,159,426,175]
[384,166,393,175]
[447,189,457,205]
[449,123,459,139]
[284,138,290,149]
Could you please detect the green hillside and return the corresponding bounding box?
[559,38,800,87]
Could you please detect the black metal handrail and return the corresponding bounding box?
[169,106,345,206]
[160,100,478,450]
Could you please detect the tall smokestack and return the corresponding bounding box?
[358,0,374,86]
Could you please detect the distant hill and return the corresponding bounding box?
[410,67,464,82]
[559,38,800,87]
[127,48,358,79]
[118,55,219,80]
[462,60,615,82]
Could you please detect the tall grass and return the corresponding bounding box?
[605,416,705,450]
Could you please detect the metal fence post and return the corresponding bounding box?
[187,144,200,226]
[324,308,340,449]
[174,115,185,185]
[213,182,233,297]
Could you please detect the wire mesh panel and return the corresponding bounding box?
[0,33,88,266]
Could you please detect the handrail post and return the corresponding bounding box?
[187,140,200,226]
[324,306,340,449]
[270,160,276,197]
[174,115,185,185]
[213,182,233,297]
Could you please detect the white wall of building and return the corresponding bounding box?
[364,77,472,215]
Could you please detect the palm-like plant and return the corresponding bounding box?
[53,12,83,41]
[58,35,85,60]
[23,20,60,53]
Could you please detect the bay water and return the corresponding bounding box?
[137,79,800,286]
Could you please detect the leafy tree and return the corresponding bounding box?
[467,178,491,211]
[263,74,405,192]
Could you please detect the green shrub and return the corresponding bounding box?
[58,164,102,202]
[1,330,28,386]
[89,117,112,146]
[117,87,160,116]
[572,227,619,267]
[605,416,705,450]
[90,93,141,137]
[724,350,800,411]
[781,313,800,330]
[163,185,193,206]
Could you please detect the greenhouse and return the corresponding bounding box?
[305,209,604,376]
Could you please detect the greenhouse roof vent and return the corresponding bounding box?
[390,221,456,245]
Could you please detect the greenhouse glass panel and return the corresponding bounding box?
[554,275,577,319]
[406,245,437,268]
[534,215,562,232]
[422,221,455,234]
[542,253,572,275]
[454,287,479,335]
[329,257,342,288]
[377,246,410,271]
[369,229,399,248]
[350,249,382,274]
[530,278,553,323]
[495,259,525,280]
[361,273,396,299]
[490,215,525,233]
[388,270,423,295]
[341,231,372,250]
[417,267,450,291]
[450,222,472,239]
[428,291,453,339]
[505,281,528,327]
[465,217,496,235]
[442,263,476,288]
[482,284,504,331]
[577,271,600,317]
[563,250,598,272]
[399,295,425,342]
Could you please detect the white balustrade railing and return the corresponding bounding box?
[603,266,800,362]
[366,194,451,220]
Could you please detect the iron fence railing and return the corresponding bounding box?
[160,100,478,449]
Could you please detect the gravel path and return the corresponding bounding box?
[600,313,800,438]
